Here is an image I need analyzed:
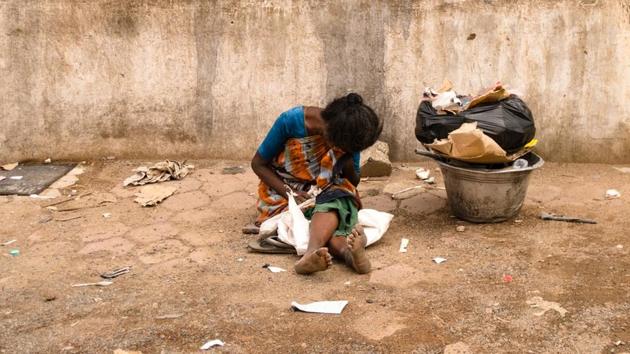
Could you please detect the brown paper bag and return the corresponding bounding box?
[426,122,514,164]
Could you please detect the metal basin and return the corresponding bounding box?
[436,152,544,223]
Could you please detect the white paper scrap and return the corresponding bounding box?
[200,339,225,350]
[433,257,447,264]
[399,238,409,253]
[2,240,17,246]
[10,176,23,180]
[605,189,621,199]
[416,168,430,180]
[266,266,286,273]
[291,300,348,314]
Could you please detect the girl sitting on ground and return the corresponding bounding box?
[251,93,382,275]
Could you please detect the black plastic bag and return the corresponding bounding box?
[415,95,535,154]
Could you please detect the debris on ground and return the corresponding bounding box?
[9,249,20,256]
[1,162,18,171]
[71,281,113,287]
[102,212,112,218]
[456,226,466,232]
[48,192,116,212]
[291,300,348,314]
[443,341,472,354]
[113,350,143,354]
[415,168,430,180]
[360,141,392,177]
[605,189,621,199]
[433,257,447,264]
[2,239,17,246]
[503,274,513,283]
[391,186,425,200]
[100,266,131,279]
[613,167,630,174]
[134,184,177,207]
[155,313,184,320]
[44,158,52,164]
[10,176,23,180]
[0,176,5,182]
[526,296,568,317]
[262,264,286,273]
[242,224,260,234]
[222,166,245,175]
[200,339,225,350]
[539,212,597,224]
[123,160,193,186]
[424,176,435,184]
[399,238,409,253]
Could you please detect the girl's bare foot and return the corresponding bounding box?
[295,247,333,274]
[346,226,371,274]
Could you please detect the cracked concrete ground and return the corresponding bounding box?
[1,159,629,353]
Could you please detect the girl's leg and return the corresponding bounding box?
[327,226,371,274]
[294,211,337,274]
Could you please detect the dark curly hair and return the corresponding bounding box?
[321,93,382,153]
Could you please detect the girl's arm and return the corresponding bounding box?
[251,152,310,203]
[341,155,360,187]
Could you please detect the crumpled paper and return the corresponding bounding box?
[427,122,530,164]
[124,160,193,186]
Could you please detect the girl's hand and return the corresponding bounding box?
[294,191,311,204]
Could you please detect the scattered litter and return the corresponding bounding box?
[102,212,112,218]
[1,162,18,171]
[399,238,409,253]
[70,321,80,327]
[44,158,52,164]
[222,166,245,175]
[456,226,466,232]
[10,176,23,180]
[614,340,624,346]
[503,274,513,283]
[605,189,621,199]
[2,239,17,246]
[71,281,113,287]
[539,212,596,224]
[526,296,567,317]
[514,219,523,224]
[155,313,184,320]
[29,194,56,200]
[391,185,425,200]
[123,160,193,186]
[613,167,630,174]
[432,257,447,264]
[237,258,244,262]
[262,264,286,273]
[104,156,116,161]
[200,339,225,350]
[100,266,131,279]
[134,184,177,207]
[291,300,348,314]
[9,249,20,257]
[415,168,430,180]
[424,176,435,184]
[54,214,83,222]
[616,244,623,249]
[344,281,351,285]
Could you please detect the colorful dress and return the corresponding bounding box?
[256,106,361,236]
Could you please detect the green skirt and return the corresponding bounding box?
[304,196,358,237]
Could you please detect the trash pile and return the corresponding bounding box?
[416,80,537,166]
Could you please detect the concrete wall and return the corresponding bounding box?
[1,0,629,163]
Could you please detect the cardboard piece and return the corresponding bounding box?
[427,122,530,164]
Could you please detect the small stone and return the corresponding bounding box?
[366,299,375,304]
[456,226,466,232]
[514,219,523,223]
[44,294,57,302]
[444,341,472,354]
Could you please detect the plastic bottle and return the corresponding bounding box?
[513,159,528,169]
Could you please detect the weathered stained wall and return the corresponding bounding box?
[1,0,629,162]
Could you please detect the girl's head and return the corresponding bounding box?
[321,93,382,153]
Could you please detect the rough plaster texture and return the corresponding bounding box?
[1,0,629,163]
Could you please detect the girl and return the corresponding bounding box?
[251,93,382,275]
